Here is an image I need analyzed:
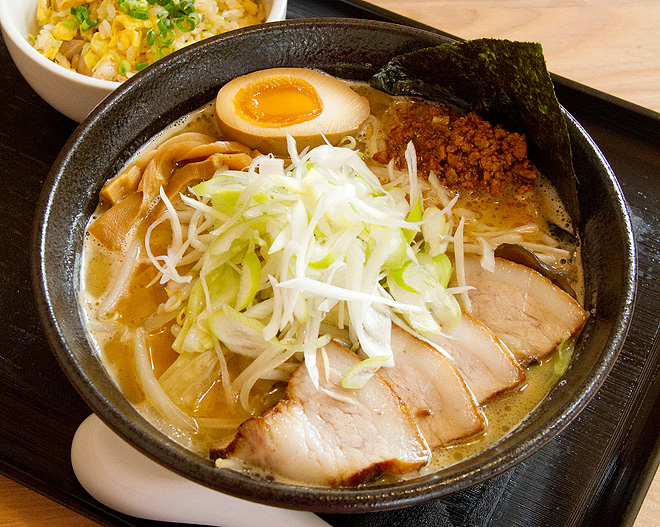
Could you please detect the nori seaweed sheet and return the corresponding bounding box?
[371,38,579,224]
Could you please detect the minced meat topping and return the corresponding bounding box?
[372,101,539,196]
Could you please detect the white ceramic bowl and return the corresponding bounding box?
[0,0,287,123]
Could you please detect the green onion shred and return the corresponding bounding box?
[70,4,99,32]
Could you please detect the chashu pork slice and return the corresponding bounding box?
[378,326,486,449]
[212,341,429,487]
[426,313,525,404]
[461,255,588,364]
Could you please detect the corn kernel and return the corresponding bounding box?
[113,14,150,32]
[89,33,109,58]
[83,49,98,70]
[244,1,259,16]
[52,21,78,41]
[43,40,62,60]
[36,1,51,26]
[113,29,141,53]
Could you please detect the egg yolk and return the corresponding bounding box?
[233,75,323,128]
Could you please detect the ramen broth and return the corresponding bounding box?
[81,85,583,480]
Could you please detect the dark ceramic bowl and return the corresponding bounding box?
[31,18,636,513]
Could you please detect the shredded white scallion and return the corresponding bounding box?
[453,217,471,312]
[97,240,142,319]
[126,135,576,433]
[134,327,198,432]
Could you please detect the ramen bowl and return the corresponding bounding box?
[31,18,636,512]
[0,0,287,123]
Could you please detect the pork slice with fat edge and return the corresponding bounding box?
[212,340,429,486]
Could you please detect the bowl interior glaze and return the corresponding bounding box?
[31,18,636,513]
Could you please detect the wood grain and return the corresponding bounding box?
[368,0,660,113]
[1,1,658,526]
[0,476,98,527]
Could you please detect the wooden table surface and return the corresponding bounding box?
[1,1,659,526]
[370,0,660,114]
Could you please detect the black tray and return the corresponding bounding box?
[1,1,659,526]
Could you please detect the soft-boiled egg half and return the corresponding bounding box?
[215,68,371,155]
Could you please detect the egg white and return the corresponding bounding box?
[215,68,370,155]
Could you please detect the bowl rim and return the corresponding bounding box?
[31,17,637,513]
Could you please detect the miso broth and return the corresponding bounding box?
[80,82,585,484]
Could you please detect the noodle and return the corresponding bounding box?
[80,83,585,484]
